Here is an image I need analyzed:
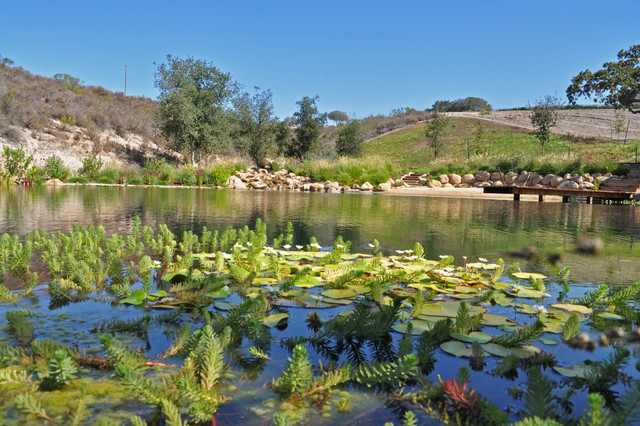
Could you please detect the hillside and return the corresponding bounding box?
[364,111,640,173]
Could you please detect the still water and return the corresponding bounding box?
[2,185,639,286]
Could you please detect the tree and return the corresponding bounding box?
[327,110,349,125]
[232,87,276,167]
[275,121,294,157]
[567,44,640,114]
[425,109,450,160]
[154,55,238,164]
[290,96,326,159]
[336,119,365,156]
[530,95,562,154]
[432,97,492,113]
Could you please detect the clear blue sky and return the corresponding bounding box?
[1,1,638,119]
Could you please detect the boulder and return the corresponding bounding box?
[473,181,492,187]
[529,174,543,186]
[541,174,555,185]
[425,179,442,188]
[580,182,595,190]
[448,173,462,185]
[360,182,374,191]
[251,181,267,189]
[377,181,392,191]
[463,174,476,185]
[46,179,64,186]
[341,185,351,192]
[504,172,518,185]
[475,170,490,182]
[583,174,594,183]
[352,184,360,190]
[227,176,247,189]
[550,176,564,187]
[490,171,502,182]
[310,182,325,192]
[493,180,504,187]
[557,180,579,189]
[443,183,454,188]
[576,237,604,254]
[439,174,449,184]
[516,171,529,184]
[236,172,250,181]
[595,176,609,185]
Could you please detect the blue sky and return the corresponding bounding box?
[1,1,638,119]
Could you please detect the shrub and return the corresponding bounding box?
[196,169,205,186]
[143,174,157,185]
[204,166,231,186]
[97,176,114,184]
[67,177,88,184]
[127,177,142,185]
[158,162,175,183]
[79,154,103,180]
[361,169,390,186]
[98,168,120,183]
[44,155,69,180]
[175,168,197,186]
[2,145,33,176]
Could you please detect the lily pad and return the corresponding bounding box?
[294,277,324,288]
[551,303,593,314]
[450,332,492,344]
[480,313,518,326]
[208,286,231,299]
[440,341,473,357]
[119,290,146,305]
[482,343,540,358]
[553,364,595,378]
[214,301,235,311]
[539,337,558,345]
[392,319,434,335]
[597,312,623,320]
[262,313,290,327]
[147,290,167,300]
[321,288,360,299]
[512,272,547,280]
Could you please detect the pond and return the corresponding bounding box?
[0,185,639,425]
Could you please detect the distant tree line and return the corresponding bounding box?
[431,97,492,112]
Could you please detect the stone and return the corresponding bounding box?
[576,237,604,254]
[341,185,351,191]
[493,180,504,186]
[550,176,564,187]
[557,180,579,189]
[439,174,449,184]
[463,174,476,185]
[425,179,442,188]
[377,181,392,191]
[227,176,247,189]
[310,182,325,192]
[595,176,609,185]
[475,170,490,182]
[46,179,64,186]
[583,175,594,183]
[251,181,267,189]
[236,172,250,181]
[516,171,529,184]
[541,174,555,185]
[352,184,360,190]
[443,183,454,188]
[473,181,491,187]
[504,172,518,184]
[580,182,595,190]
[448,173,462,185]
[529,174,543,186]
[360,182,374,191]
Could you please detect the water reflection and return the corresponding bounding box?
[1,185,639,284]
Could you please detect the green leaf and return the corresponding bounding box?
[482,343,540,358]
[262,313,290,328]
[480,313,518,326]
[597,312,623,320]
[450,331,492,343]
[512,272,547,280]
[551,303,593,314]
[440,341,474,357]
[553,364,595,378]
[539,337,558,345]
[392,320,434,335]
[321,288,360,299]
[208,285,231,299]
[119,290,146,305]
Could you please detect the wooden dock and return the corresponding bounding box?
[483,186,636,203]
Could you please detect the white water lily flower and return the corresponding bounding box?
[246,242,252,246]
[533,304,548,314]
[368,243,375,248]
[463,256,467,260]
[512,284,525,291]
[310,243,321,249]
[309,294,322,301]
[153,260,162,266]
[336,244,344,249]
[406,249,414,254]
[541,292,552,298]
[443,267,455,272]
[283,244,291,250]
[407,255,418,261]
[296,245,303,250]
[396,250,404,254]
[479,257,488,262]
[439,255,449,259]
[234,243,243,248]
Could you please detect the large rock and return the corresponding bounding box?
[580,182,595,190]
[439,174,449,184]
[516,171,529,184]
[490,171,502,182]
[550,176,564,187]
[529,174,543,186]
[448,173,462,185]
[227,176,247,189]
[310,182,325,192]
[504,172,518,185]
[463,174,476,185]
[426,179,442,188]
[475,170,490,182]
[541,174,555,185]
[46,179,64,186]
[251,181,267,189]
[377,181,392,191]
[557,180,579,189]
[595,176,609,185]
[360,182,374,191]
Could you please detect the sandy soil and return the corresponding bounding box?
[449,110,640,141]
[386,186,559,202]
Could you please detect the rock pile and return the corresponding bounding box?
[225,168,399,192]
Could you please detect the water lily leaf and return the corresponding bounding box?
[454,286,482,294]
[119,290,146,305]
[551,303,593,314]
[321,288,360,299]
[208,286,231,299]
[294,295,334,308]
[294,277,324,288]
[504,288,547,299]
[214,301,235,311]
[539,337,558,345]
[517,304,540,315]
[553,364,595,378]
[193,253,217,259]
[542,321,564,334]
[450,332,492,343]
[597,312,623,320]
[419,301,485,318]
[450,294,476,300]
[147,290,167,300]
[253,277,277,286]
[349,284,371,295]
[482,343,540,358]
[480,314,518,326]
[490,281,511,290]
[392,319,434,335]
[512,272,547,280]
[161,269,190,283]
[440,341,473,357]
[322,298,353,305]
[262,313,290,327]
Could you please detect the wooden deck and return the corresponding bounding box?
[483,186,636,203]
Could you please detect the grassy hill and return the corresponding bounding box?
[363,116,640,176]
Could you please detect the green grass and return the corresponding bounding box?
[364,117,640,174]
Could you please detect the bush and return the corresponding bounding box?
[158,162,175,183]
[127,177,142,185]
[98,168,120,183]
[361,169,390,186]
[204,166,231,186]
[45,155,69,180]
[2,145,33,176]
[67,177,88,184]
[97,176,114,184]
[79,154,103,180]
[175,168,197,186]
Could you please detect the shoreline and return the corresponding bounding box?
[41,181,563,202]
